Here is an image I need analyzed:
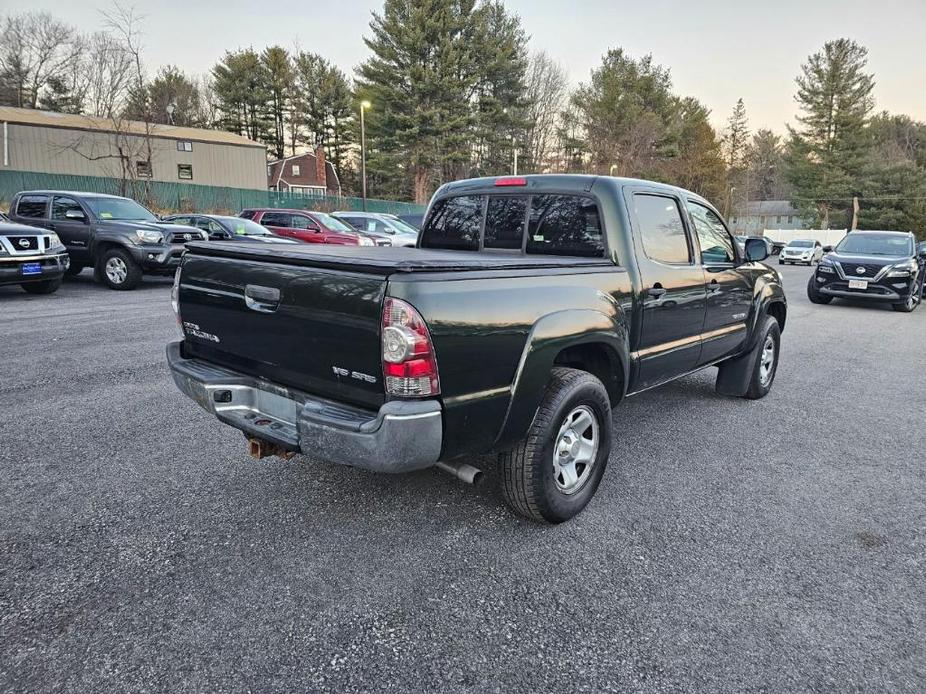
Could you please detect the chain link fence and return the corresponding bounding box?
[0,169,426,216]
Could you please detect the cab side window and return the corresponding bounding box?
[634,194,691,264]
[16,194,49,219]
[51,196,84,221]
[687,202,735,264]
[292,215,314,230]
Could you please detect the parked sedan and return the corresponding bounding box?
[779,239,824,265]
[239,209,373,246]
[332,211,420,247]
[163,214,300,244]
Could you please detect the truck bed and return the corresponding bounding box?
[184,241,614,275]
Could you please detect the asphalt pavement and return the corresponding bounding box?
[1,263,924,693]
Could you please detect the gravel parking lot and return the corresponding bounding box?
[2,263,923,692]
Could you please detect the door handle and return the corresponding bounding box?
[707,279,720,292]
[647,285,666,299]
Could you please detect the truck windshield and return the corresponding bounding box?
[836,233,913,256]
[85,197,157,222]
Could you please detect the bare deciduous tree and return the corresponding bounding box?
[83,31,134,118]
[523,51,569,172]
[0,11,83,109]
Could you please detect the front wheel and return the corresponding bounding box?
[498,368,612,523]
[744,315,781,399]
[97,248,142,290]
[21,278,62,294]
[807,275,833,304]
[892,282,921,312]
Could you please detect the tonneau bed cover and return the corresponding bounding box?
[184,241,613,274]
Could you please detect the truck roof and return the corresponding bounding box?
[434,173,711,206]
[14,190,127,199]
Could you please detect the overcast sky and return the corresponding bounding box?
[9,0,926,131]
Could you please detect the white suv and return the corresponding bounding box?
[780,239,823,265]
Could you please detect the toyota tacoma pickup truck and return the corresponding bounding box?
[168,175,786,523]
[9,190,206,290]
[0,221,70,294]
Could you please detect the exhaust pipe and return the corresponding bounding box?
[248,437,295,460]
[435,461,483,485]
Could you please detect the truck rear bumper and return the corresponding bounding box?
[166,341,442,473]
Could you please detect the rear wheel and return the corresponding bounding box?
[97,248,142,290]
[20,278,62,294]
[498,367,612,523]
[807,275,833,305]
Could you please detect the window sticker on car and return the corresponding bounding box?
[533,235,544,241]
[235,225,246,235]
[100,212,113,219]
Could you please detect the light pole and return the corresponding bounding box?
[360,100,371,211]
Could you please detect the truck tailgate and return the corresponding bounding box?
[178,251,387,409]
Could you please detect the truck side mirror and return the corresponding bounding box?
[822,245,834,253]
[744,237,769,262]
[64,209,87,222]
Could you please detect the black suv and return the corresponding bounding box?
[8,191,205,290]
[0,221,70,294]
[808,230,926,312]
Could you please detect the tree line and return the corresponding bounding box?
[0,3,924,233]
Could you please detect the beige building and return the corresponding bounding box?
[0,106,266,190]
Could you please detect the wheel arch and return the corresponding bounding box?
[494,309,629,449]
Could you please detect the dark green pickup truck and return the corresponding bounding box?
[168,175,786,523]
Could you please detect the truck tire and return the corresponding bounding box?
[20,278,62,295]
[743,315,781,399]
[64,262,85,277]
[498,367,612,523]
[806,275,832,304]
[97,248,142,290]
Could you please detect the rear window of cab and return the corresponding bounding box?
[420,194,605,258]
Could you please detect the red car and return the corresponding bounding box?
[239,208,372,245]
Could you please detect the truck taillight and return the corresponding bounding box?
[382,297,440,397]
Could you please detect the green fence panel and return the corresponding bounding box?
[0,169,426,216]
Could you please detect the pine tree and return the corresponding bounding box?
[356,0,479,203]
[784,39,875,228]
[262,46,293,159]
[721,98,749,217]
[212,49,271,145]
[722,98,750,170]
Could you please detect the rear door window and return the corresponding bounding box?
[484,196,527,250]
[634,194,691,264]
[527,195,604,257]
[261,212,291,227]
[420,195,485,250]
[16,194,49,219]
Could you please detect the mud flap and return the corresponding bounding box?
[714,336,762,397]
